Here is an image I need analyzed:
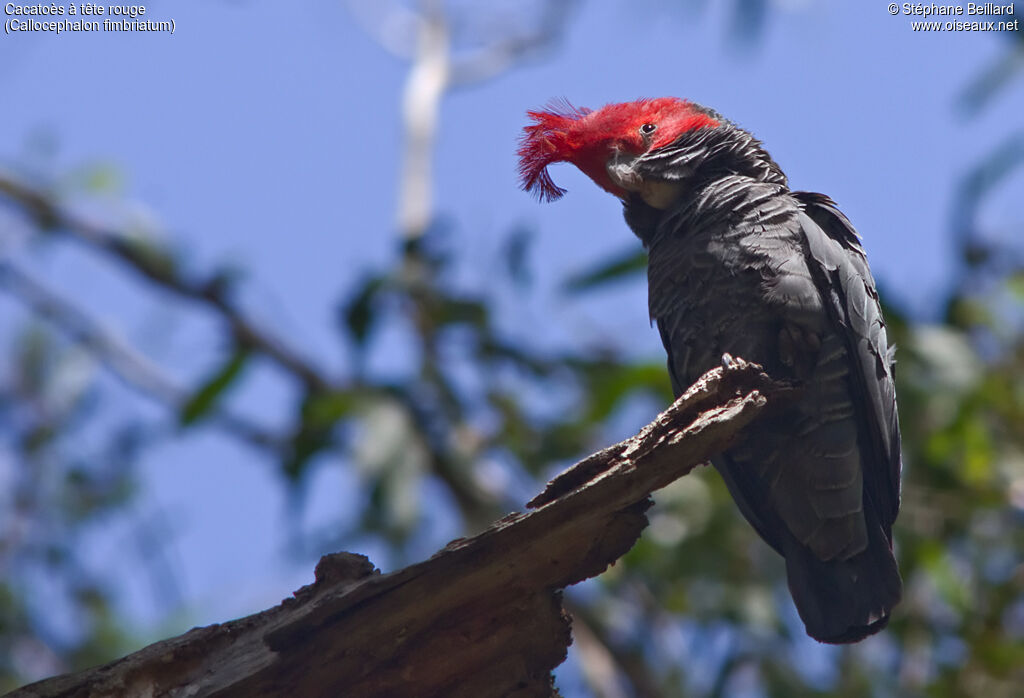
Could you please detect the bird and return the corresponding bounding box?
[518,97,902,644]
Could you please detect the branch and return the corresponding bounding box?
[397,0,450,240]
[0,260,283,452]
[351,0,573,239]
[10,359,780,698]
[447,1,575,87]
[0,171,520,512]
[0,171,334,393]
[566,598,664,698]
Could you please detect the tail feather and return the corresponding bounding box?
[782,506,902,644]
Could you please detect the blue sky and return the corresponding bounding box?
[2,0,1022,667]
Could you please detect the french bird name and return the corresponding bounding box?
[3,3,175,34]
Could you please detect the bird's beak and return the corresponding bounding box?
[606,150,643,195]
[606,150,683,210]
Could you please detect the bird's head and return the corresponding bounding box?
[518,97,720,208]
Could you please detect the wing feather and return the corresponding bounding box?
[793,191,902,532]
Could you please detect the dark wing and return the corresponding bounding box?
[793,191,902,534]
[646,183,902,642]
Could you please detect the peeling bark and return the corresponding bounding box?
[10,358,781,698]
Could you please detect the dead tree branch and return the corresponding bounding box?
[10,358,780,698]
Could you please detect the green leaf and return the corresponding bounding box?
[501,226,533,287]
[1007,271,1024,300]
[180,349,250,426]
[341,276,385,346]
[435,298,487,328]
[72,162,123,194]
[301,390,358,428]
[582,360,673,422]
[563,247,647,294]
[283,389,359,480]
[283,425,327,481]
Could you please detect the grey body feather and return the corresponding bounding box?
[624,114,902,643]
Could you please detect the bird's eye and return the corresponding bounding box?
[639,123,657,136]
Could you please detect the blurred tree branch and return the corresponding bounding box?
[0,168,511,524]
[0,260,282,451]
[0,172,333,393]
[347,0,574,239]
[956,8,1024,116]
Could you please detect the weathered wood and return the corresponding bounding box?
[10,358,778,698]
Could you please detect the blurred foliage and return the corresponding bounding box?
[956,7,1024,116]
[1,3,1023,697]
[0,326,141,688]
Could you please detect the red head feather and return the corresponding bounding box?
[518,97,719,201]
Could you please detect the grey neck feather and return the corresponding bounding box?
[624,120,790,246]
